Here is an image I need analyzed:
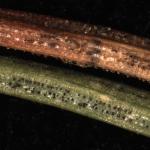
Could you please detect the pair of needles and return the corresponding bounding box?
[0,8,150,137]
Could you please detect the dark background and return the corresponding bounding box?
[0,0,150,149]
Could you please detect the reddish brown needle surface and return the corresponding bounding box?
[0,8,150,81]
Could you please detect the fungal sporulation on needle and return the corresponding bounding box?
[0,55,150,136]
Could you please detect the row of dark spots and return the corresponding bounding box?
[1,76,132,122]
[6,77,64,102]
[3,76,149,129]
[89,100,134,123]
[6,76,89,105]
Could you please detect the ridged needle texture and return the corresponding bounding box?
[0,55,149,137]
[0,8,150,81]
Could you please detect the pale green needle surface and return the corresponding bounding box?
[0,55,150,137]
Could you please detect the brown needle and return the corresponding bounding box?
[0,8,150,81]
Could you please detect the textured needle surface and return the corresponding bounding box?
[0,54,150,137]
[0,9,150,81]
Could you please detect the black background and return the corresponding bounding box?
[0,0,150,149]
